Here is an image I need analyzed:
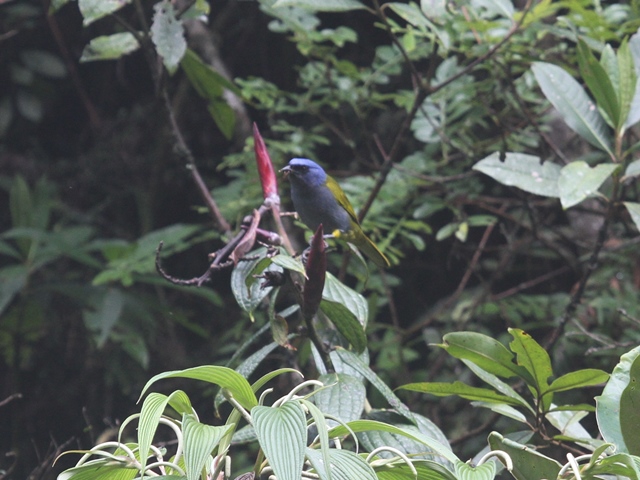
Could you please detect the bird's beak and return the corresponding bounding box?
[280,165,291,179]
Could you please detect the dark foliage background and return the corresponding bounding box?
[2,0,640,478]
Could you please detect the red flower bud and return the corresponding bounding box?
[302,224,326,320]
[253,123,278,201]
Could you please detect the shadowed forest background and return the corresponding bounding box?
[2,0,640,479]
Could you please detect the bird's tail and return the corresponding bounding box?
[351,230,390,268]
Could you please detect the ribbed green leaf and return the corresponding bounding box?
[135,392,174,477]
[454,460,496,480]
[252,402,307,480]
[182,415,233,480]
[314,373,366,425]
[306,448,377,480]
[300,400,332,480]
[376,461,457,480]
[472,152,560,197]
[57,459,138,480]
[139,366,257,409]
[357,410,451,465]
[532,62,613,155]
[328,419,458,465]
[271,254,307,276]
[231,248,277,317]
[558,161,618,209]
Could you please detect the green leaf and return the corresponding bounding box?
[508,329,553,408]
[626,31,640,127]
[231,248,279,318]
[358,410,451,465]
[207,98,235,140]
[454,460,496,480]
[150,1,186,74]
[328,419,458,465]
[620,354,640,455]
[252,402,307,480]
[441,332,533,382]
[557,161,618,209]
[314,373,366,425]
[139,366,257,410]
[306,448,377,480]
[462,360,534,413]
[49,0,74,13]
[532,62,613,156]
[180,49,240,98]
[487,432,561,480]
[320,300,366,353]
[323,272,368,327]
[20,50,66,78]
[57,460,138,480]
[399,381,526,407]
[80,33,140,62]
[271,0,367,11]
[596,345,640,454]
[576,38,619,127]
[624,202,640,231]
[547,369,609,394]
[78,0,131,26]
[331,348,415,422]
[617,38,637,131]
[472,152,561,197]
[624,159,640,179]
[182,415,233,480]
[0,265,28,318]
[271,254,307,276]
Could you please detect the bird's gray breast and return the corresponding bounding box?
[290,181,351,233]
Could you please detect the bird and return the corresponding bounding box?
[280,158,390,268]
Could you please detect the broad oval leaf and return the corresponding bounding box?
[440,332,533,383]
[80,33,140,62]
[508,329,553,409]
[231,248,280,318]
[252,402,307,480]
[324,272,368,327]
[596,345,640,454]
[78,0,131,26]
[558,161,618,209]
[623,159,640,179]
[151,1,186,74]
[472,152,561,197]
[488,432,562,480]
[455,460,496,480]
[620,354,640,455]
[532,62,613,156]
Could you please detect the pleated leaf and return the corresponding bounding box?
[252,402,307,480]
[314,373,366,425]
[306,448,377,480]
[139,366,257,409]
[454,460,497,480]
[182,415,233,480]
[532,62,613,156]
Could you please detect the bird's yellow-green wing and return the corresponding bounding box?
[325,174,360,224]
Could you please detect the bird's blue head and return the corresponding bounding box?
[280,158,327,187]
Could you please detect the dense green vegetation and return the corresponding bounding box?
[2,0,640,478]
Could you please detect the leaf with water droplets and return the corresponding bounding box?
[532,62,613,156]
[558,161,618,209]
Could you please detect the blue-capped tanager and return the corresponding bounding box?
[281,158,390,268]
